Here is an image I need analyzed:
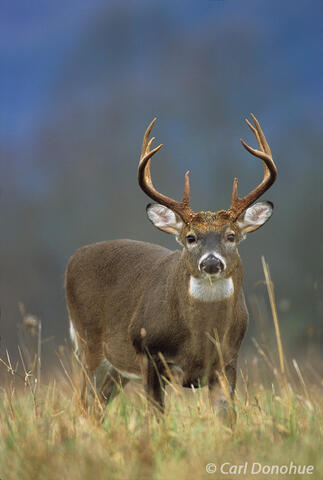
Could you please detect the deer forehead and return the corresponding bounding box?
[183,213,239,236]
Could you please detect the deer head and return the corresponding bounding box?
[138,115,277,281]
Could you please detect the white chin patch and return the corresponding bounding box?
[189,276,234,302]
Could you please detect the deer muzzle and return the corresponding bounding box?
[199,254,225,275]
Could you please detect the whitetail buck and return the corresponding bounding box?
[66,114,277,414]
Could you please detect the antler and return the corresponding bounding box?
[227,114,277,220]
[138,118,194,224]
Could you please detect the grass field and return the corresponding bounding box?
[0,357,322,480]
[0,262,322,480]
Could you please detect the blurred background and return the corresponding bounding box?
[1,0,322,371]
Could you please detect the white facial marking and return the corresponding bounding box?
[189,276,234,302]
[198,252,227,271]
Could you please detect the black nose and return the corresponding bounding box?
[200,255,224,275]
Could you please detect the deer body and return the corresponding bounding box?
[67,239,247,387]
[66,115,277,413]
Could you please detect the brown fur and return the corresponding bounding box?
[178,211,243,243]
[66,235,248,412]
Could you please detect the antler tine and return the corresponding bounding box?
[228,114,277,220]
[138,119,194,223]
[249,113,272,156]
[141,118,156,157]
[139,118,159,187]
[182,170,190,205]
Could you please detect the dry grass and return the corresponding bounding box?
[0,261,322,480]
[0,365,322,480]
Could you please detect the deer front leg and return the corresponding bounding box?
[208,363,237,424]
[81,358,129,419]
[141,353,165,413]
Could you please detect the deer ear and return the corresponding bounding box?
[237,201,273,234]
[146,204,184,235]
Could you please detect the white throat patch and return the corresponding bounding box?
[189,276,234,302]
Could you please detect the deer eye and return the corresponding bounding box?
[186,234,197,244]
[226,233,235,242]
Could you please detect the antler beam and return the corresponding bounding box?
[138,118,194,224]
[227,114,277,220]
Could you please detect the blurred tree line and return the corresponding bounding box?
[0,1,322,370]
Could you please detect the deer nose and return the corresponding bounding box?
[200,255,224,275]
